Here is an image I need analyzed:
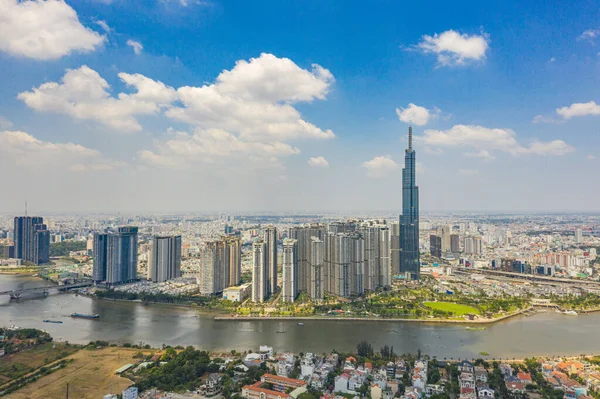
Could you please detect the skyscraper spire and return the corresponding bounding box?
[399,124,420,280]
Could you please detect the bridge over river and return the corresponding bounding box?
[0,281,93,299]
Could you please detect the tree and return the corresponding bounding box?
[357,341,374,358]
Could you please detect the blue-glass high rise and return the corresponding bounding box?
[399,126,420,280]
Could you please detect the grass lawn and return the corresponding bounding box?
[0,342,80,382]
[423,301,480,315]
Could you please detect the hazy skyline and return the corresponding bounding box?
[1,0,598,213]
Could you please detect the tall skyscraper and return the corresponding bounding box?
[450,234,460,253]
[429,235,442,258]
[399,126,420,280]
[200,241,222,295]
[288,224,325,293]
[440,225,452,253]
[390,221,400,276]
[148,235,182,282]
[309,237,324,301]
[223,236,242,288]
[575,229,583,244]
[13,216,49,265]
[264,226,278,296]
[323,233,365,298]
[92,226,139,285]
[282,238,298,302]
[92,233,109,282]
[198,236,241,295]
[251,239,268,303]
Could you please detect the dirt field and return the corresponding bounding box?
[0,343,79,383]
[5,347,156,399]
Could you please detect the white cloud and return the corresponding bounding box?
[139,127,299,169]
[362,155,398,178]
[127,39,143,55]
[94,20,111,33]
[395,103,440,126]
[0,130,121,171]
[532,114,562,124]
[0,0,105,60]
[459,168,480,176]
[588,155,597,160]
[308,156,329,168]
[465,149,495,161]
[160,0,211,6]
[18,65,176,132]
[165,53,335,142]
[579,29,600,43]
[556,101,600,119]
[548,57,556,63]
[421,124,574,157]
[424,147,443,155]
[0,116,12,129]
[415,29,489,66]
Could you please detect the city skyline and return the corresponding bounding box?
[1,0,599,213]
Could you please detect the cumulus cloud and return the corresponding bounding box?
[362,155,398,178]
[308,156,329,168]
[421,124,574,157]
[139,128,299,169]
[588,155,597,160]
[0,130,121,171]
[579,29,600,44]
[414,29,489,66]
[0,0,105,60]
[556,101,600,119]
[18,65,177,132]
[396,103,440,126]
[127,39,143,55]
[165,53,335,142]
[465,149,495,161]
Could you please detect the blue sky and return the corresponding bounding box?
[0,0,599,213]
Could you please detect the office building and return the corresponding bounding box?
[429,235,442,258]
[440,226,452,253]
[223,236,242,287]
[390,221,400,276]
[399,126,420,280]
[575,229,583,244]
[200,241,223,295]
[324,233,365,298]
[0,245,15,259]
[450,234,460,253]
[92,226,138,285]
[464,236,483,255]
[264,226,278,296]
[93,233,109,282]
[309,237,324,301]
[13,216,50,265]
[198,236,242,295]
[288,224,326,293]
[252,239,268,302]
[282,239,298,302]
[148,235,182,282]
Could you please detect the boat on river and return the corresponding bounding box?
[297,322,304,326]
[71,313,99,319]
[43,319,63,324]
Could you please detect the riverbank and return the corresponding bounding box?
[214,307,533,324]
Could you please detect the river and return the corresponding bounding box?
[1,274,598,359]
